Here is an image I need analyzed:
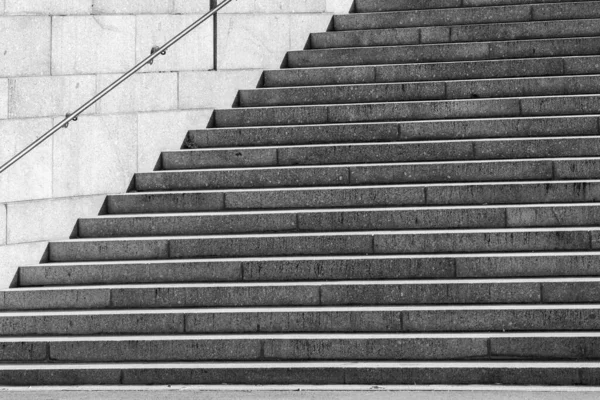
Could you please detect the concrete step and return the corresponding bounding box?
[3,332,600,363]
[187,115,600,148]
[18,251,600,287]
[79,204,600,238]
[313,19,600,49]
[264,56,600,87]
[4,305,600,336]
[111,180,600,214]
[7,277,600,310]
[48,227,600,262]
[166,137,600,169]
[354,0,600,13]
[19,252,600,287]
[240,76,600,107]
[215,95,600,128]
[1,361,600,385]
[135,158,600,191]
[334,2,600,31]
[287,37,600,68]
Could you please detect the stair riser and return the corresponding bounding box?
[240,76,600,108]
[288,37,600,68]
[313,19,600,49]
[19,255,600,286]
[8,281,600,310]
[0,365,597,386]
[0,338,490,362]
[355,0,596,12]
[0,282,538,310]
[335,2,600,31]
[4,308,600,336]
[186,123,400,149]
[187,116,599,149]
[18,261,245,287]
[49,230,600,262]
[110,182,600,214]
[135,159,600,191]
[80,206,600,238]
[5,336,600,363]
[166,138,600,169]
[216,96,600,128]
[264,56,600,87]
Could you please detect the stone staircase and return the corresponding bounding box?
[4,0,600,386]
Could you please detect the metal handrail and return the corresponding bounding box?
[0,0,236,175]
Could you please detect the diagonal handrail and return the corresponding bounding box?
[0,0,236,175]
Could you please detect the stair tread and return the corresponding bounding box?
[355,0,599,12]
[112,179,600,195]
[5,331,600,341]
[140,157,600,174]
[4,360,600,369]
[218,93,600,111]
[10,0,600,386]
[192,113,600,130]
[170,135,600,154]
[7,277,600,292]
[6,303,600,316]
[317,16,600,33]
[246,74,600,90]
[296,34,600,52]
[83,202,600,219]
[20,250,600,267]
[52,226,600,243]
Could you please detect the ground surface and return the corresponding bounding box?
[3,386,600,399]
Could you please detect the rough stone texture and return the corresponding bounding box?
[187,123,399,148]
[48,238,169,263]
[334,6,534,30]
[0,311,185,336]
[243,75,600,107]
[78,212,298,237]
[314,19,600,48]
[9,0,600,387]
[264,57,574,87]
[214,99,522,127]
[135,166,350,191]
[0,1,344,287]
[168,234,375,258]
[74,206,571,238]
[106,181,600,214]
[288,37,600,68]
[374,230,593,254]
[107,191,226,214]
[18,260,243,287]
[399,115,599,141]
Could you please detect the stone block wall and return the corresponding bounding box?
[0,0,354,287]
